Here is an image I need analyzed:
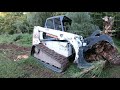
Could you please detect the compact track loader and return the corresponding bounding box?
[31,15,120,72]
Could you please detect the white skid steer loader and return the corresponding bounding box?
[31,15,119,73]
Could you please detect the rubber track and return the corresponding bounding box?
[35,43,69,70]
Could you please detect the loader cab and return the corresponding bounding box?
[45,15,72,32]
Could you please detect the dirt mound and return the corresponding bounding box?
[0,43,31,61]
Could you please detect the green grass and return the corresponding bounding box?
[0,52,25,78]
[0,33,32,47]
[0,34,17,43]
[63,64,82,78]
[0,34,120,78]
[15,33,32,47]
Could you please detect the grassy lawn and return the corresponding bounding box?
[0,34,120,78]
[0,33,32,47]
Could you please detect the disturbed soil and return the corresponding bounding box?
[0,43,64,78]
[0,43,31,61]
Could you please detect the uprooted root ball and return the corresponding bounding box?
[84,41,120,65]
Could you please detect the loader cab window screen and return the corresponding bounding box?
[63,22,71,31]
[54,18,62,31]
[46,19,54,29]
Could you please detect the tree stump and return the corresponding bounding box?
[102,16,114,36]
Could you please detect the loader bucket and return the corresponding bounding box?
[82,34,120,65]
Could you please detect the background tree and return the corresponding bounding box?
[26,12,55,33]
[66,12,99,37]
[0,12,27,34]
[90,12,120,38]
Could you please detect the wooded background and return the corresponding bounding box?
[0,12,119,38]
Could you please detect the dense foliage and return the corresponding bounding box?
[66,12,99,37]
[0,12,119,38]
